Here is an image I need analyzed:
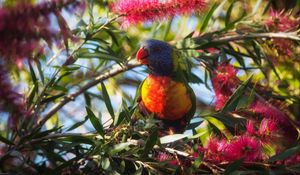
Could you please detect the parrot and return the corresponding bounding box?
[135,39,196,134]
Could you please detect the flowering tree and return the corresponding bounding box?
[0,0,300,174]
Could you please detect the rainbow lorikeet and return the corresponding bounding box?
[136,39,196,134]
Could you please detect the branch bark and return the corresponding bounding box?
[192,32,300,43]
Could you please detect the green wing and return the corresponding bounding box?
[185,84,196,126]
[172,49,196,129]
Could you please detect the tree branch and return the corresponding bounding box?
[35,62,141,130]
[194,32,300,44]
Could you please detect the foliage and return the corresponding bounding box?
[0,0,300,174]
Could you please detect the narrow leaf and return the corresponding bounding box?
[86,107,104,136]
[224,158,244,175]
[109,142,133,155]
[28,61,38,85]
[160,134,188,144]
[225,0,235,27]
[0,135,14,145]
[269,146,300,163]
[200,3,218,32]
[36,59,45,84]
[101,82,115,120]
[63,136,95,145]
[67,116,88,131]
[142,128,158,157]
[205,116,233,139]
[221,75,253,113]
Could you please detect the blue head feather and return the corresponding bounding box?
[140,39,173,76]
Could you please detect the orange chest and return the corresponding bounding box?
[141,75,192,120]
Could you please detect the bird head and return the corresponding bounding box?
[136,39,173,76]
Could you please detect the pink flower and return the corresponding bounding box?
[226,136,262,162]
[0,64,29,128]
[250,100,297,141]
[212,63,239,110]
[259,118,277,136]
[197,48,219,54]
[204,137,228,163]
[246,120,256,135]
[246,119,278,138]
[204,136,262,163]
[111,0,206,27]
[0,0,82,62]
[265,10,299,56]
[283,153,300,166]
[265,10,299,32]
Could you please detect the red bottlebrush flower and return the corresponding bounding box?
[0,64,29,128]
[197,47,220,54]
[226,136,262,162]
[265,10,299,32]
[154,152,182,167]
[259,118,277,136]
[265,10,299,56]
[0,0,82,62]
[155,152,172,162]
[111,0,206,27]
[204,137,228,163]
[250,100,297,141]
[246,119,278,138]
[204,136,262,163]
[212,63,239,110]
[246,120,256,135]
[283,153,300,166]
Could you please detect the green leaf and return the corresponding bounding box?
[221,75,253,113]
[224,158,244,175]
[200,3,218,32]
[78,49,120,62]
[28,61,39,90]
[101,157,111,170]
[63,136,95,145]
[25,127,62,141]
[114,103,133,126]
[189,72,204,84]
[142,128,158,157]
[41,93,65,104]
[0,135,14,145]
[52,85,68,92]
[184,31,195,39]
[86,107,104,137]
[263,143,276,157]
[84,92,92,107]
[101,82,115,120]
[36,59,45,84]
[27,84,38,106]
[204,69,211,90]
[41,148,66,163]
[109,142,133,155]
[196,121,211,145]
[225,0,236,28]
[132,167,143,175]
[205,116,233,139]
[269,146,300,163]
[54,71,73,85]
[67,116,88,131]
[160,134,188,144]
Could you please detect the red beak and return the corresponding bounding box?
[136,47,149,65]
